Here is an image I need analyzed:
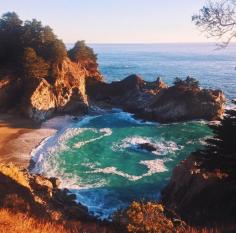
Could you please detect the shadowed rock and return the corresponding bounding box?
[87,74,225,123]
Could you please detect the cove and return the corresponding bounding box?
[31,109,212,219]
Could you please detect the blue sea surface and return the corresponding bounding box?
[91,43,236,100]
[33,43,236,219]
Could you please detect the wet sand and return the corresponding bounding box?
[0,114,56,168]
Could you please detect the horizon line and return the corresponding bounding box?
[66,41,234,45]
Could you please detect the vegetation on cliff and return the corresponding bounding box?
[0,12,101,120]
[162,105,236,229]
[0,12,98,83]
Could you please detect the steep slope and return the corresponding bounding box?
[0,58,103,121]
[162,108,236,230]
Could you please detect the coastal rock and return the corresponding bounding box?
[0,75,22,111]
[0,163,90,221]
[28,78,57,121]
[87,74,225,123]
[161,154,236,226]
[138,143,157,152]
[0,58,103,121]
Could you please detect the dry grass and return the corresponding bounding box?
[0,208,116,233]
[0,209,68,233]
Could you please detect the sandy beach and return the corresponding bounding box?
[0,114,57,168]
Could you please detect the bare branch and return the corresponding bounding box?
[192,0,236,48]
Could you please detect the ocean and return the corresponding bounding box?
[93,43,236,100]
[32,43,236,219]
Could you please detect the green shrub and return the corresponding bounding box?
[173,76,199,89]
[68,40,97,64]
[22,47,49,80]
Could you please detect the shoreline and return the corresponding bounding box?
[0,114,57,168]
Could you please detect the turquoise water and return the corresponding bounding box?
[32,110,212,219]
[33,43,236,218]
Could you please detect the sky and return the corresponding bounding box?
[0,0,213,44]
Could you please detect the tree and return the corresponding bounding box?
[192,0,236,48]
[173,76,199,89]
[21,19,66,63]
[0,12,23,64]
[43,39,67,63]
[68,40,97,64]
[22,47,49,80]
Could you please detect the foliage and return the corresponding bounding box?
[68,40,97,64]
[192,0,236,48]
[22,47,49,79]
[173,76,200,89]
[0,12,23,64]
[117,201,187,233]
[205,107,236,155]
[0,11,67,80]
[193,104,236,175]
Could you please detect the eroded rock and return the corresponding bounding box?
[87,75,225,123]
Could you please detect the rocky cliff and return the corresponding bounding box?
[0,163,88,220]
[0,58,103,121]
[87,75,225,123]
[0,163,115,232]
[162,153,236,229]
[161,108,236,229]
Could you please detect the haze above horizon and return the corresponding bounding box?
[1,0,216,44]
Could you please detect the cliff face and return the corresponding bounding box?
[1,66,225,123]
[0,58,103,121]
[161,153,236,227]
[0,163,89,221]
[87,75,225,123]
[161,107,236,229]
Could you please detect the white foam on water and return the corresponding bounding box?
[87,166,142,181]
[112,136,182,156]
[74,128,112,148]
[140,159,168,176]
[72,188,123,219]
[86,158,167,182]
[31,115,99,174]
[75,115,101,127]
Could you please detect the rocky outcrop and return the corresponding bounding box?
[87,74,225,123]
[0,163,90,221]
[0,58,103,121]
[0,75,22,111]
[161,153,236,228]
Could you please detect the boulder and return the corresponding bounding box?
[138,143,156,152]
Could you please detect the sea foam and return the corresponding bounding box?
[74,128,112,148]
[86,158,167,182]
[112,136,182,156]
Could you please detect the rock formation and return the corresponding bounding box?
[161,153,236,228]
[0,58,103,121]
[87,74,225,123]
[162,107,236,228]
[0,163,90,221]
